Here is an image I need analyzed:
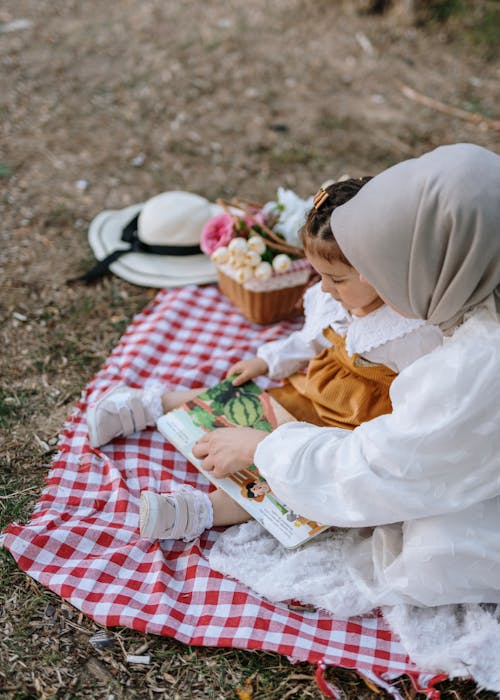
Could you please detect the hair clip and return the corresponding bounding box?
[313,187,329,211]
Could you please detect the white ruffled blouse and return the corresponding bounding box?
[257,282,443,377]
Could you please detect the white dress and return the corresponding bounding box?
[209,296,500,613]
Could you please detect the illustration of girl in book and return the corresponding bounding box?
[242,479,270,502]
[226,469,270,503]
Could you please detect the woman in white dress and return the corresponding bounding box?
[196,142,500,614]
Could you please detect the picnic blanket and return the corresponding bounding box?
[4,284,464,699]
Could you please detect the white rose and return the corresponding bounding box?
[229,250,247,268]
[272,253,292,274]
[247,235,266,255]
[254,261,273,281]
[245,249,262,268]
[211,246,229,265]
[228,237,248,253]
[235,265,254,283]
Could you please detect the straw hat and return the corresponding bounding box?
[82,191,223,287]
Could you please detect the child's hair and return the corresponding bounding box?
[302,177,372,265]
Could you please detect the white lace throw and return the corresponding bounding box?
[209,522,500,693]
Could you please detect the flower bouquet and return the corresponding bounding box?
[201,189,314,324]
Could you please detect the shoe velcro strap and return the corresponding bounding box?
[129,396,147,432]
[169,494,191,539]
[118,405,135,436]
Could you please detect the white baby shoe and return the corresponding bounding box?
[87,384,161,447]
[139,488,213,541]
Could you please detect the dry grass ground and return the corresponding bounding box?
[1,0,499,697]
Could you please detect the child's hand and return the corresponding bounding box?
[227,357,269,386]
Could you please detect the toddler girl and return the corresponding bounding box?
[87,178,442,542]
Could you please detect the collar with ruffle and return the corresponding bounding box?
[344,304,426,356]
[302,283,427,355]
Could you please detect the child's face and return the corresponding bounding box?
[306,252,383,317]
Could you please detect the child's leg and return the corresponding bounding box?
[139,487,250,541]
[209,489,251,526]
[161,388,206,413]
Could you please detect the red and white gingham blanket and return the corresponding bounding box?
[4,285,447,699]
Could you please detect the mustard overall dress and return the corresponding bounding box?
[269,327,397,429]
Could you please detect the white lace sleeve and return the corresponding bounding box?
[257,283,348,380]
[257,335,324,380]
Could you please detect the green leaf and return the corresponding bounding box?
[209,399,226,416]
[189,405,217,429]
[238,381,261,396]
[250,225,264,235]
[235,219,249,233]
[197,388,212,401]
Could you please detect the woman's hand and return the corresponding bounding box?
[192,427,269,478]
[226,357,269,387]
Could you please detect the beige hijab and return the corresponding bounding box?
[331,143,500,327]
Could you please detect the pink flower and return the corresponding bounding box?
[200,213,234,256]
[244,211,265,228]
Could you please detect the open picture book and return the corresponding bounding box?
[156,377,329,549]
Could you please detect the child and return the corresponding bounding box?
[86,178,443,542]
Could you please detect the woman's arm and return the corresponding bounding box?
[256,316,500,527]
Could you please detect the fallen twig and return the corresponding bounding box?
[0,485,39,500]
[401,84,500,132]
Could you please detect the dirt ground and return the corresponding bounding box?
[1,0,499,698]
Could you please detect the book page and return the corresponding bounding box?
[156,378,329,549]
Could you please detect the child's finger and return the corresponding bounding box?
[226,362,243,377]
[231,371,248,386]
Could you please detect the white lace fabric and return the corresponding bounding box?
[169,484,213,541]
[142,380,165,421]
[345,304,425,355]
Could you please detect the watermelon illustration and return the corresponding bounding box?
[223,393,263,426]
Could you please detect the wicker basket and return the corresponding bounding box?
[217,262,312,325]
[213,197,314,324]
